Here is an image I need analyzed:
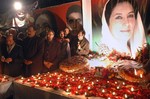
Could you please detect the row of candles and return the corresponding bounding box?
[17,71,150,98]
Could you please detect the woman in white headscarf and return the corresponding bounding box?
[101,0,146,59]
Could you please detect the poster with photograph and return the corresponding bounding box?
[92,0,150,58]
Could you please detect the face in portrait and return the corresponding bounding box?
[101,0,146,58]
[66,5,83,36]
[35,11,57,35]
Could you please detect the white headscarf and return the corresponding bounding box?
[101,0,146,58]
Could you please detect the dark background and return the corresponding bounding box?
[0,0,79,13]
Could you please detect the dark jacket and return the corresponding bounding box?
[1,43,23,77]
[23,36,44,76]
[42,39,61,73]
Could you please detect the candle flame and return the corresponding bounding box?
[134,69,137,75]
[140,74,143,78]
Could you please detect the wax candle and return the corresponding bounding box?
[122,82,126,85]
[87,86,91,90]
[102,89,105,93]
[112,92,116,95]
[124,94,128,98]
[134,69,137,75]
[78,85,81,89]
[140,74,143,78]
[92,82,94,85]
[131,87,134,92]
[116,86,120,90]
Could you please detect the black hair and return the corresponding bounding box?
[47,29,55,35]
[27,25,36,31]
[78,29,86,35]
[105,0,138,25]
[6,33,16,41]
[66,5,82,20]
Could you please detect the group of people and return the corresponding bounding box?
[0,0,149,79]
[0,25,90,77]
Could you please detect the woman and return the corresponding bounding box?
[101,0,146,59]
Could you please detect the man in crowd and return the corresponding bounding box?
[71,30,89,56]
[1,33,23,77]
[23,25,44,76]
[42,29,62,73]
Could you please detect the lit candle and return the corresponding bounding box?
[107,81,110,83]
[134,69,137,75]
[83,77,86,80]
[84,92,87,96]
[21,77,24,80]
[82,80,85,83]
[108,97,111,99]
[38,77,41,80]
[3,76,6,79]
[50,81,52,84]
[31,75,35,78]
[124,94,128,98]
[57,77,60,80]
[92,82,94,85]
[116,86,120,90]
[35,81,38,84]
[75,91,78,94]
[27,79,30,82]
[66,88,70,92]
[87,86,91,90]
[122,82,126,85]
[112,92,116,95]
[54,73,57,75]
[131,87,134,92]
[37,73,40,76]
[67,84,71,87]
[66,75,68,77]
[102,89,105,93]
[140,74,143,78]
[57,81,60,85]
[46,84,48,87]
[78,85,81,89]
[115,81,118,84]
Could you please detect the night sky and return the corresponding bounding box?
[0,0,79,13]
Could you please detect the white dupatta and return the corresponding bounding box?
[101,0,146,58]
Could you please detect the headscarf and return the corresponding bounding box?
[101,0,146,58]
